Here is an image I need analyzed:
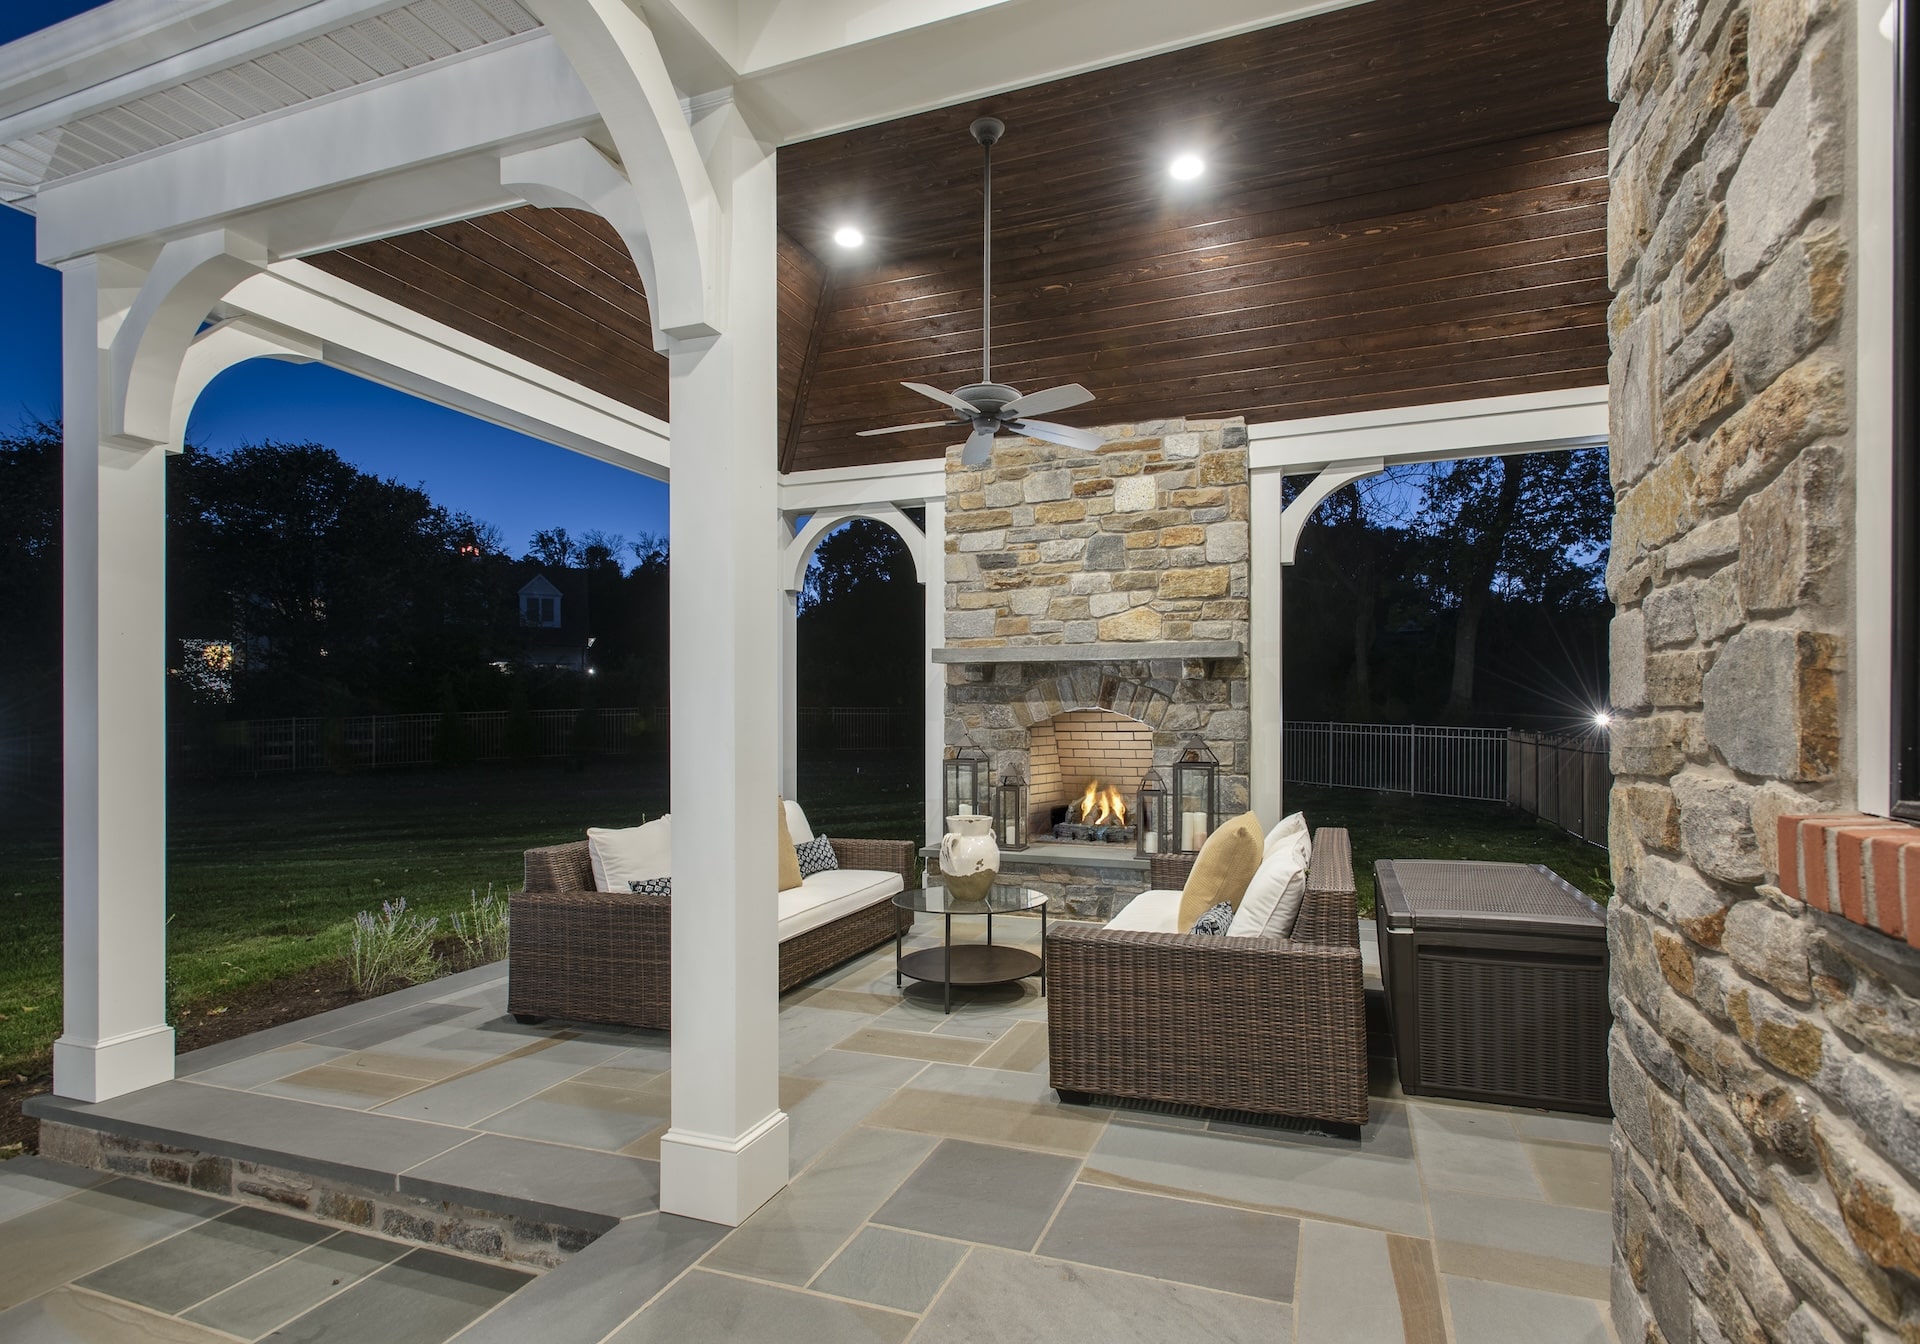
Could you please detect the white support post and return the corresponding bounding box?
[55,256,175,1102]
[658,98,788,1227]
[779,515,800,800]
[1250,467,1284,826]
[923,495,947,847]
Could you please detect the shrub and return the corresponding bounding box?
[451,886,510,967]
[349,898,440,994]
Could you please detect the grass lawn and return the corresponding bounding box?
[1284,784,1613,917]
[0,755,923,1077]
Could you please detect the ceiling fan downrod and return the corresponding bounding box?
[971,116,1004,386]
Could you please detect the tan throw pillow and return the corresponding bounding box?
[776,797,805,891]
[1176,811,1265,930]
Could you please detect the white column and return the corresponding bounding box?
[922,495,947,848]
[1250,467,1284,825]
[659,100,789,1226]
[779,577,799,800]
[56,256,176,1102]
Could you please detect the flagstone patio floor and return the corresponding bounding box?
[3,913,1617,1343]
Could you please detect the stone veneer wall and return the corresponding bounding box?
[1607,1,1920,1342]
[942,419,1253,854]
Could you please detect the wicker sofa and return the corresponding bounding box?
[1046,826,1369,1129]
[509,836,917,1030]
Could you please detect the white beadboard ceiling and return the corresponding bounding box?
[0,0,538,201]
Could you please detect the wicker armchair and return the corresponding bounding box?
[1046,827,1368,1128]
[509,837,917,1030]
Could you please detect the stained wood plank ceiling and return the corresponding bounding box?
[310,0,1612,474]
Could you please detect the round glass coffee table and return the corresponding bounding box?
[893,884,1048,1013]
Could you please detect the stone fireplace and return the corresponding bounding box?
[934,417,1253,917]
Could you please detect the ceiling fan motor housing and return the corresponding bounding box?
[955,382,1020,418]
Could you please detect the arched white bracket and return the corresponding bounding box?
[1279,458,1384,565]
[501,138,670,354]
[783,504,927,594]
[525,0,721,347]
[108,227,266,448]
[168,315,321,453]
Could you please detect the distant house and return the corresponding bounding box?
[514,567,591,672]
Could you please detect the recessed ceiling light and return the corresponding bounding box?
[1169,153,1205,181]
[833,225,864,248]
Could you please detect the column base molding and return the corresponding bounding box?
[659,1109,789,1226]
[53,1023,174,1102]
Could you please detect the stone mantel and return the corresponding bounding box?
[932,641,1243,664]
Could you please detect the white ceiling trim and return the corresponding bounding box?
[0,0,539,201]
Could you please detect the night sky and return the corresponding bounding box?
[0,2,671,558]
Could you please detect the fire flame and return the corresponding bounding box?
[1077,780,1129,827]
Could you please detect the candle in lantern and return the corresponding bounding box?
[1003,817,1016,845]
[1143,829,1158,854]
[1181,811,1208,851]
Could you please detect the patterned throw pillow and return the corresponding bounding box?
[628,876,672,897]
[1188,901,1235,936]
[795,834,839,877]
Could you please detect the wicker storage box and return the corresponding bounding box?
[1375,859,1611,1116]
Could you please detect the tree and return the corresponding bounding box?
[0,421,60,733]
[796,519,921,707]
[169,440,519,715]
[1413,448,1611,719]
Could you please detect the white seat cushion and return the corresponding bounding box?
[586,816,671,893]
[1104,889,1184,933]
[779,867,902,941]
[784,799,815,844]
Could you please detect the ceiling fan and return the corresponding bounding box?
[857,116,1100,467]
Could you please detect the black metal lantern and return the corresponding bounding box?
[942,743,990,822]
[1134,768,1170,858]
[994,766,1028,851]
[1171,740,1220,852]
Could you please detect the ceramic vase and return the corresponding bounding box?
[940,813,1001,902]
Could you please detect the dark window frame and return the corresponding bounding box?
[1896,0,1919,818]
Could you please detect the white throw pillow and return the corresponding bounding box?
[587,815,672,892]
[783,799,815,845]
[1263,810,1309,860]
[1230,823,1311,937]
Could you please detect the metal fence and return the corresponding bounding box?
[1282,722,1512,802]
[1282,720,1610,848]
[1507,729,1611,847]
[796,706,913,752]
[1,705,921,782]
[168,708,671,775]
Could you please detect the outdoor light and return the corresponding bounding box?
[833,225,864,248]
[1169,153,1205,181]
[1135,768,1171,859]
[942,742,990,823]
[1171,740,1220,852]
[1593,711,1613,728]
[994,766,1028,851]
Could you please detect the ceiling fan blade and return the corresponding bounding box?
[1007,418,1103,452]
[960,426,998,466]
[902,381,983,416]
[856,421,956,436]
[999,383,1093,419]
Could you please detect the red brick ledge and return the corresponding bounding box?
[1778,814,1920,947]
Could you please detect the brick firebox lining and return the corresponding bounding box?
[1778,814,1920,947]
